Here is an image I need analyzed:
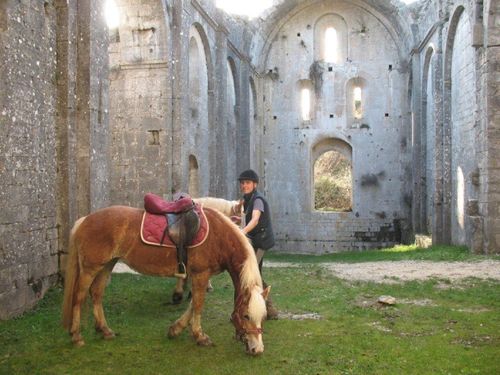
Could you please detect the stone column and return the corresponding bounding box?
[410,50,422,234]
[237,59,251,177]
[482,0,500,253]
[212,22,229,197]
[432,25,446,244]
[171,0,189,194]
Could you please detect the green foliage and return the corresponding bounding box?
[1,250,499,374]
[314,152,352,211]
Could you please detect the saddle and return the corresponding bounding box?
[141,193,209,278]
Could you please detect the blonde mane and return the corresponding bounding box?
[194,197,240,217]
[206,208,267,322]
[206,207,262,290]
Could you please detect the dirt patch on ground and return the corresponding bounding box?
[115,260,500,284]
[267,260,500,284]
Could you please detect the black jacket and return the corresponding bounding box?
[243,191,275,250]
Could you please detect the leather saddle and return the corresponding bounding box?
[143,193,201,278]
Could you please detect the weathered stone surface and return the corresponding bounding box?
[0,0,499,320]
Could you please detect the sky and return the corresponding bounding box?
[215,1,419,18]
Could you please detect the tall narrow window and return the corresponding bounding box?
[353,87,362,119]
[105,0,120,29]
[301,88,311,121]
[324,27,338,63]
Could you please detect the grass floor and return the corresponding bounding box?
[1,246,499,374]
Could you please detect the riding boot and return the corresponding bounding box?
[263,281,279,320]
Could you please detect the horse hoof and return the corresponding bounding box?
[196,336,213,346]
[103,332,115,340]
[167,325,180,338]
[73,339,85,347]
[172,293,183,305]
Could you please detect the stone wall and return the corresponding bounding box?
[0,0,110,319]
[0,1,59,319]
[1,0,499,320]
[410,0,500,253]
[253,0,412,252]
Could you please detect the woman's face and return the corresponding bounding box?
[239,180,257,195]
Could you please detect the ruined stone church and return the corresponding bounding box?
[1,0,498,318]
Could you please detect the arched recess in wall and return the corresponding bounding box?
[314,13,348,64]
[443,5,476,246]
[188,24,211,195]
[346,77,368,126]
[107,0,171,207]
[226,57,239,184]
[421,45,435,235]
[188,155,200,198]
[311,138,353,212]
[249,76,259,168]
[189,23,215,193]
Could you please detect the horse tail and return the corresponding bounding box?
[61,216,86,331]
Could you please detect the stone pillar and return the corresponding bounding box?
[212,23,229,197]
[58,0,110,269]
[237,59,251,177]
[170,0,188,194]
[410,50,422,234]
[431,26,445,245]
[482,0,500,253]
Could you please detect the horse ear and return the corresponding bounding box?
[261,285,271,301]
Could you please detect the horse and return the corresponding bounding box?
[61,205,269,355]
[170,197,244,303]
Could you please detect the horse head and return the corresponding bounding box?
[231,285,270,355]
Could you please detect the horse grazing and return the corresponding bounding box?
[61,205,269,355]
[170,197,244,303]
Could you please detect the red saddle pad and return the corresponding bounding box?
[140,204,209,248]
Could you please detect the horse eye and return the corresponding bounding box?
[243,314,250,321]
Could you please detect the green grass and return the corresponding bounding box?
[1,247,499,374]
[266,244,500,263]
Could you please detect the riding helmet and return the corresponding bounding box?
[237,169,259,183]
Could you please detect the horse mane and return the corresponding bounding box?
[194,197,239,217]
[204,206,262,290]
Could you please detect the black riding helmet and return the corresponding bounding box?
[237,169,259,183]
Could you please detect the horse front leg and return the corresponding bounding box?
[189,273,213,346]
[168,301,193,338]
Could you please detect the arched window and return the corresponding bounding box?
[312,139,353,212]
[324,27,338,63]
[353,86,362,119]
[301,88,311,121]
[346,77,368,124]
[314,14,348,64]
[314,151,352,211]
[298,79,314,122]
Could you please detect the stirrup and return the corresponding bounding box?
[174,263,187,279]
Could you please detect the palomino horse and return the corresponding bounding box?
[170,197,244,303]
[61,205,269,355]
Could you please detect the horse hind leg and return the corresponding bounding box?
[70,272,96,347]
[90,260,118,340]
